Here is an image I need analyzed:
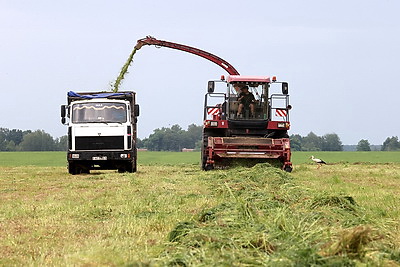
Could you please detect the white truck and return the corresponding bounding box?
[61,91,139,174]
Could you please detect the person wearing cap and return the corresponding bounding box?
[237,85,255,118]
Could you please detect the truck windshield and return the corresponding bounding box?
[72,103,127,123]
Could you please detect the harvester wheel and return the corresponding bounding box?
[201,156,207,170]
[201,132,208,170]
[204,164,214,171]
[284,165,293,173]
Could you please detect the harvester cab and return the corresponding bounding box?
[203,75,292,172]
[204,75,291,138]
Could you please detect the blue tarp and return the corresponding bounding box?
[68,91,126,99]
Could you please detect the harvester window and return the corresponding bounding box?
[228,83,268,120]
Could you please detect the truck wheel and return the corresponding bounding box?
[126,161,136,173]
[119,161,136,173]
[132,160,137,172]
[68,162,78,175]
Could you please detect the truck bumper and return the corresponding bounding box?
[67,151,135,162]
[67,150,137,174]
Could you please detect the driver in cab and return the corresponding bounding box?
[236,85,255,118]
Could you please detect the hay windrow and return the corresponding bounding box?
[154,163,397,266]
[320,225,378,258]
[311,195,358,212]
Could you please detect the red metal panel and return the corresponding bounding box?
[267,121,290,130]
[227,75,271,83]
[204,120,229,129]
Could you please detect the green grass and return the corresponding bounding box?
[0,151,200,167]
[0,152,66,167]
[0,151,399,167]
[138,151,200,165]
[1,162,399,266]
[292,151,400,164]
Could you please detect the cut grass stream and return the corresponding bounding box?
[0,157,399,265]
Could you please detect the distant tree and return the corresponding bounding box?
[143,128,163,151]
[184,124,202,149]
[302,132,323,151]
[290,132,342,151]
[194,139,202,151]
[136,138,144,149]
[55,135,68,151]
[357,139,371,151]
[163,125,185,151]
[143,125,182,151]
[5,141,16,151]
[0,128,34,151]
[0,129,6,151]
[381,136,400,151]
[6,129,24,145]
[19,130,56,151]
[322,133,343,151]
[142,124,202,151]
[289,134,302,151]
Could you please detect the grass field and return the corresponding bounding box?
[0,151,400,266]
[0,150,400,167]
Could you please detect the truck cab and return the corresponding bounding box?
[61,91,139,174]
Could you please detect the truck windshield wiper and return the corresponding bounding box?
[101,121,124,124]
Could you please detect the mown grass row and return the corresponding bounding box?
[0,165,211,265]
[147,164,400,266]
[1,162,399,266]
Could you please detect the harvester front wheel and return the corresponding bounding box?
[284,165,293,173]
[204,164,214,171]
[201,132,207,170]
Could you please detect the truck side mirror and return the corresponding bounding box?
[207,81,215,93]
[61,105,66,118]
[61,105,67,124]
[134,104,140,117]
[282,82,289,95]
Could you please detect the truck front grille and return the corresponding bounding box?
[75,136,124,150]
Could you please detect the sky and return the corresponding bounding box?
[0,0,399,145]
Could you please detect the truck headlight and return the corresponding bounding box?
[120,154,128,158]
[71,154,80,159]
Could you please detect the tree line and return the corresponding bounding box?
[137,124,202,151]
[0,128,67,151]
[291,132,400,151]
[290,132,343,151]
[0,126,399,152]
